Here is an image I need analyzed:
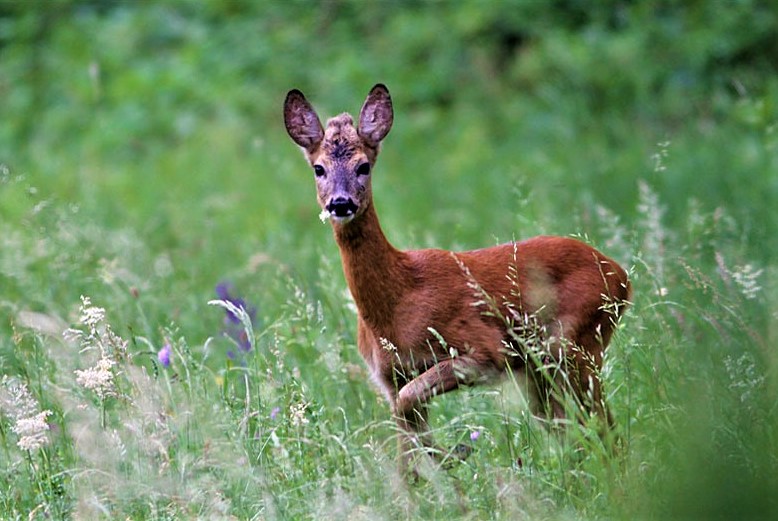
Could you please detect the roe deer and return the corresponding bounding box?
[283,84,631,467]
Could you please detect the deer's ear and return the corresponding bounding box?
[284,89,324,152]
[358,84,393,147]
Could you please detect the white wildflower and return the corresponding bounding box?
[730,264,763,300]
[1,377,52,452]
[651,140,671,172]
[318,208,331,223]
[0,376,38,419]
[289,402,309,427]
[13,410,52,451]
[63,327,84,344]
[66,295,128,362]
[78,295,106,331]
[379,337,397,352]
[75,356,116,398]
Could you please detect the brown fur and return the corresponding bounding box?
[284,84,631,465]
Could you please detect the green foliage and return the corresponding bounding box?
[1,1,776,519]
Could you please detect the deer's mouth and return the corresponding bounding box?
[326,197,359,222]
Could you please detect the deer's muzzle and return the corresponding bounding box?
[326,197,358,220]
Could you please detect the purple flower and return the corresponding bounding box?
[470,430,480,442]
[215,281,257,355]
[270,406,281,420]
[158,343,172,368]
[215,282,257,326]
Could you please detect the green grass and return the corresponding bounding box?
[2,3,777,519]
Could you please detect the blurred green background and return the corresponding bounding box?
[3,1,776,256]
[1,1,777,519]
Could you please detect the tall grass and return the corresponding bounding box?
[2,4,777,519]
[1,142,775,518]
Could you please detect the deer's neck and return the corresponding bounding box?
[333,203,411,330]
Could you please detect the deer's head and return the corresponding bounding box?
[284,84,393,224]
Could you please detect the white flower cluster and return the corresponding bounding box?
[0,377,52,452]
[74,356,116,398]
[289,402,309,427]
[379,337,397,352]
[78,295,106,331]
[65,295,127,399]
[13,410,52,451]
[730,264,764,300]
[64,295,128,357]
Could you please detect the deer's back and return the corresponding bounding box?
[365,236,629,381]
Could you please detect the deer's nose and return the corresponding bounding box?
[326,197,358,219]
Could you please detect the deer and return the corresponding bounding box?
[283,84,631,470]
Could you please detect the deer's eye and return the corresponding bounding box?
[313,165,326,177]
[356,162,371,176]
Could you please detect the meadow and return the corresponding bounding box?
[1,2,777,519]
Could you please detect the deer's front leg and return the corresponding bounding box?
[396,359,460,415]
[396,354,494,413]
[394,357,485,464]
